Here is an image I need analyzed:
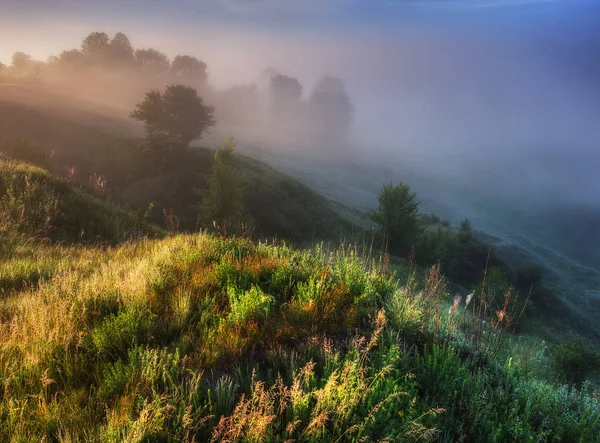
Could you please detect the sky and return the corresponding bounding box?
[1,0,598,63]
[1,0,599,203]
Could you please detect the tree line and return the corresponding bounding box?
[2,31,355,143]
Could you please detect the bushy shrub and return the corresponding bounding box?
[227,285,274,324]
[553,334,600,386]
[89,306,156,360]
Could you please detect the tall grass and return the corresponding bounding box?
[0,232,599,441]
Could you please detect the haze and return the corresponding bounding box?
[1,0,599,269]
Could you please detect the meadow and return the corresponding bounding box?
[1,157,599,441]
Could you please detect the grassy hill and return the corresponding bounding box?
[1,89,600,441]
[0,156,160,246]
[0,161,597,440]
[0,89,356,243]
[1,231,599,441]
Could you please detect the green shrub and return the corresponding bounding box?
[553,334,600,386]
[90,306,156,360]
[227,285,274,324]
[295,273,332,306]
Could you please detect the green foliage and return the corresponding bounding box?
[553,335,600,386]
[130,84,215,146]
[415,217,495,286]
[0,233,599,441]
[0,156,161,247]
[89,306,156,360]
[199,137,248,236]
[369,182,422,255]
[227,285,274,324]
[0,95,355,243]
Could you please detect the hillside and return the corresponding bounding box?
[2,231,599,441]
[2,84,600,440]
[239,141,600,342]
[0,88,355,242]
[0,156,160,246]
[0,161,597,440]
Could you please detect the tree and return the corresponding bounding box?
[553,334,600,386]
[109,32,134,63]
[130,84,215,146]
[11,52,32,71]
[81,32,110,57]
[171,55,208,85]
[458,218,474,244]
[200,137,246,236]
[270,74,303,102]
[369,183,422,254]
[135,48,170,76]
[269,74,304,126]
[2,137,46,166]
[57,49,85,68]
[516,263,543,292]
[309,75,354,141]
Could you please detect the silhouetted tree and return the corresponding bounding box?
[270,74,302,102]
[11,52,33,71]
[516,263,544,292]
[57,49,85,68]
[369,183,422,254]
[269,74,303,126]
[109,32,134,63]
[130,84,215,146]
[200,136,246,236]
[81,32,110,58]
[458,219,474,243]
[171,55,208,85]
[2,137,47,167]
[135,48,170,76]
[309,75,354,141]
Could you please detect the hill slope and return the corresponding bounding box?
[0,156,160,246]
[1,233,599,441]
[0,88,356,243]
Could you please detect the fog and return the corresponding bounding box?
[1,1,599,270]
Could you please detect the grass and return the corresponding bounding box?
[0,94,356,243]
[1,231,599,441]
[0,156,161,248]
[0,116,598,440]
